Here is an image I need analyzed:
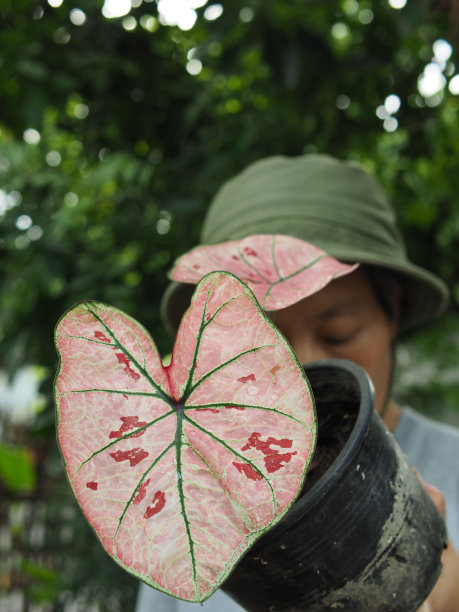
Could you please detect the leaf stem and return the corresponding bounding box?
[175,403,198,588]
[262,254,325,308]
[74,408,174,476]
[183,343,278,402]
[84,304,168,399]
[183,414,277,512]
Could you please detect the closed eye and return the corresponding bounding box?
[323,330,360,346]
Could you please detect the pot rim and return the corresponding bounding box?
[267,358,375,538]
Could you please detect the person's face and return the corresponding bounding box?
[271,269,397,417]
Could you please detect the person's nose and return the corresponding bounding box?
[287,335,331,365]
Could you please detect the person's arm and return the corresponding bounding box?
[417,480,459,611]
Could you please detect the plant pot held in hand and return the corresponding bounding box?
[222,358,448,612]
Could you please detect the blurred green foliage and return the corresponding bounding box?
[1,0,459,609]
[0,443,36,493]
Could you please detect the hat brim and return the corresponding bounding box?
[330,249,449,332]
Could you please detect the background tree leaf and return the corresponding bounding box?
[0,443,37,494]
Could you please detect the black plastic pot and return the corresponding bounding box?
[222,359,447,612]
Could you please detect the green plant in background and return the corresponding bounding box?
[0,0,458,609]
[0,444,37,494]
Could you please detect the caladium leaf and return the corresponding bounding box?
[55,271,316,603]
[169,234,358,311]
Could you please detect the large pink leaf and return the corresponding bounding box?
[55,271,316,603]
[169,234,357,311]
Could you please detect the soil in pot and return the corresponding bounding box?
[302,395,357,492]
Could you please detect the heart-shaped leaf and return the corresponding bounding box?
[55,271,316,603]
[169,234,358,311]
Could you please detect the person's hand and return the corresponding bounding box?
[416,477,459,612]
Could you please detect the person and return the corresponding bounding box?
[136,154,459,611]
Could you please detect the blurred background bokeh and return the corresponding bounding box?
[1,0,459,609]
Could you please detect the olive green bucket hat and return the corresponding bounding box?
[162,154,449,334]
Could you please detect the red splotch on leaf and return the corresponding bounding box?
[237,373,256,383]
[197,408,220,414]
[231,255,239,261]
[205,313,211,321]
[144,491,166,518]
[264,452,297,472]
[242,432,297,473]
[242,432,293,452]
[269,364,282,376]
[94,331,111,343]
[86,481,98,490]
[115,352,141,381]
[192,264,200,270]
[233,462,263,481]
[243,247,258,257]
[133,478,151,505]
[109,447,149,466]
[129,431,146,439]
[109,416,148,439]
[225,405,245,411]
[123,394,129,399]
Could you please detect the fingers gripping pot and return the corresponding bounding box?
[222,359,447,612]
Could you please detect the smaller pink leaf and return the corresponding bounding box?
[169,234,358,311]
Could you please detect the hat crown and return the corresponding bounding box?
[201,154,405,264]
[195,154,448,332]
